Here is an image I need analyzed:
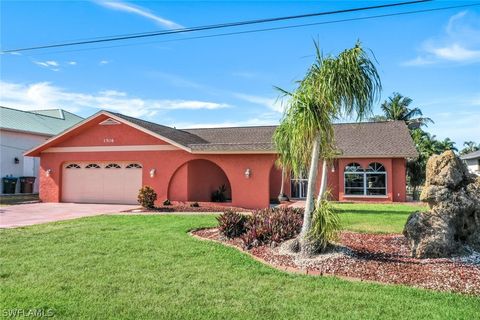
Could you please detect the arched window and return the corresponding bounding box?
[344,162,387,196]
[85,163,100,169]
[366,162,386,196]
[126,163,142,169]
[66,163,81,169]
[105,163,121,169]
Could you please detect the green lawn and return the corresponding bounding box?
[336,202,428,234]
[1,208,478,319]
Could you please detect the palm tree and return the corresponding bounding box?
[275,41,381,252]
[374,93,433,129]
[435,137,457,153]
[460,141,480,155]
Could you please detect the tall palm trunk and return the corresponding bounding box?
[278,167,287,201]
[316,159,328,207]
[300,134,321,237]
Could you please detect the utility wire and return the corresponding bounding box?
[2,0,431,53]
[16,2,480,57]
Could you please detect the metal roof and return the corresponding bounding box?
[0,106,83,136]
[460,150,480,160]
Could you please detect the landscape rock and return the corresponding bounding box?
[404,150,480,258]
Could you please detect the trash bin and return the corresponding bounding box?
[2,177,18,194]
[19,176,36,194]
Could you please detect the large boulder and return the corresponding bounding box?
[404,150,480,258]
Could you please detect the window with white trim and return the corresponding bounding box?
[344,162,387,196]
[290,171,308,199]
[126,163,142,169]
[105,163,121,169]
[85,163,101,169]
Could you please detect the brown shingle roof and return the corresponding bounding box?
[111,112,207,146]
[183,121,417,157]
[113,112,417,157]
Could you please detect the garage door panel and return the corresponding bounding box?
[62,162,142,204]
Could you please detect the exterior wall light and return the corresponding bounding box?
[244,168,251,179]
[150,169,156,178]
[46,169,52,177]
[331,165,335,173]
[14,157,20,164]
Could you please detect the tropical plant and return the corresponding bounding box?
[460,141,480,155]
[211,184,227,202]
[372,93,433,129]
[435,137,457,152]
[274,41,381,253]
[308,195,341,252]
[240,207,303,249]
[217,210,249,239]
[163,199,171,206]
[137,186,157,208]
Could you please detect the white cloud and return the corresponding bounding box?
[0,81,230,117]
[96,1,183,29]
[99,60,109,65]
[33,60,60,70]
[68,61,77,65]
[404,10,480,66]
[233,93,284,113]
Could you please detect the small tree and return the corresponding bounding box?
[275,41,381,254]
[138,186,157,208]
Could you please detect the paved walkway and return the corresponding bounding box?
[0,203,139,228]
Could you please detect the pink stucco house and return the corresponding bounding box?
[26,110,417,209]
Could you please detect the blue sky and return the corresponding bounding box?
[1,1,479,146]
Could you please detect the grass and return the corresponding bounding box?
[1,209,478,319]
[335,203,427,234]
[0,194,39,206]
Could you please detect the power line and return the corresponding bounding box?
[2,0,431,53]
[16,2,480,57]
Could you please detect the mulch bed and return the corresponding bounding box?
[126,202,250,213]
[192,228,480,295]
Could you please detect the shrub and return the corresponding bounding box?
[307,198,341,252]
[217,209,249,238]
[163,199,171,206]
[211,184,227,202]
[137,186,157,209]
[190,202,200,208]
[241,207,303,249]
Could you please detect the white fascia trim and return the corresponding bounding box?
[42,145,179,153]
[1,127,53,137]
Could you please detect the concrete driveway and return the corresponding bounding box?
[0,203,139,228]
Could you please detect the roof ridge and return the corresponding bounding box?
[1,106,75,121]
[182,125,278,130]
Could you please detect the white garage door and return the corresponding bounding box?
[62,162,142,204]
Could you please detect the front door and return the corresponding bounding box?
[291,175,308,199]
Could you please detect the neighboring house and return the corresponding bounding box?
[26,110,417,208]
[0,106,83,194]
[461,150,480,176]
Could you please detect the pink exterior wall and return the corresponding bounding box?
[168,159,232,202]
[35,114,408,209]
[337,158,406,202]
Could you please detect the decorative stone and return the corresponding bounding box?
[404,150,480,258]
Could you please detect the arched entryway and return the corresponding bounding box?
[268,164,286,203]
[168,159,232,203]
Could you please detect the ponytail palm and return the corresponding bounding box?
[275,41,381,252]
